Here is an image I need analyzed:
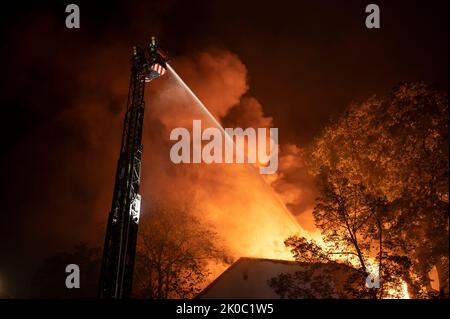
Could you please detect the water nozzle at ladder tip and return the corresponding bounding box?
[145,36,170,83]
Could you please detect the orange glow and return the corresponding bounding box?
[400,282,411,299]
[140,51,410,299]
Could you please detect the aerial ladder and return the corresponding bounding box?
[98,37,168,299]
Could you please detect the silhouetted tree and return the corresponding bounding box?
[305,83,448,298]
[270,168,411,299]
[133,203,228,299]
[268,261,365,299]
[271,83,447,299]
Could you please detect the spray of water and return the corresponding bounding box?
[164,65,412,297]
[167,63,303,232]
[167,64,235,146]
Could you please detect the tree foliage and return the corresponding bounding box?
[305,83,448,298]
[271,83,448,299]
[268,262,350,299]
[133,203,228,299]
[271,171,411,299]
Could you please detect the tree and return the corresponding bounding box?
[269,168,411,299]
[306,82,448,298]
[268,261,362,299]
[133,202,228,299]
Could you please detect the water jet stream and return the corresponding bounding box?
[167,64,304,234]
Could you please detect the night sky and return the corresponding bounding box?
[0,0,448,297]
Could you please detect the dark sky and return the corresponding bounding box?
[0,0,448,297]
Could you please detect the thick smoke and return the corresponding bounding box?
[270,144,317,232]
[1,19,316,293]
[139,50,316,261]
[23,43,317,255]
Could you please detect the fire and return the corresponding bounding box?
[194,161,304,261]
[144,65,305,262]
[143,61,410,299]
[400,281,411,299]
